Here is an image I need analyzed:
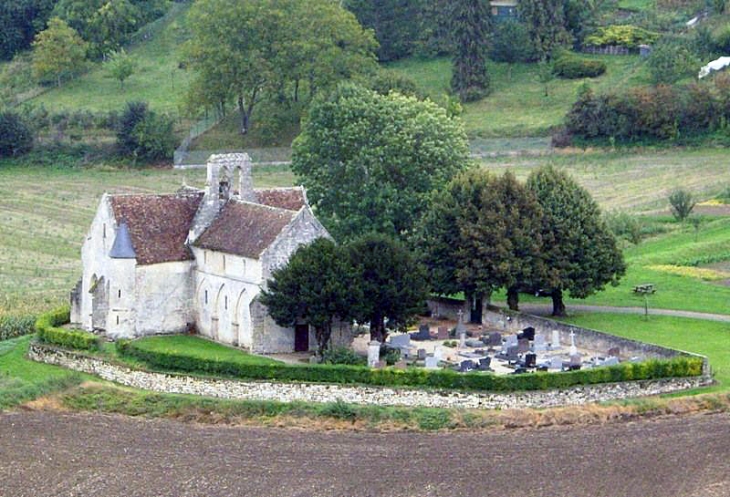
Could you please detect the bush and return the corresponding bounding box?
[584,25,659,49]
[35,306,100,351]
[553,56,607,79]
[604,211,643,245]
[116,101,176,162]
[668,189,695,221]
[0,314,36,341]
[0,112,33,157]
[116,338,704,392]
[322,347,366,366]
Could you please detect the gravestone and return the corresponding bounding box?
[411,324,431,341]
[569,353,582,369]
[374,360,386,369]
[367,341,381,368]
[466,339,483,348]
[459,360,475,372]
[608,347,620,358]
[417,348,427,360]
[533,334,548,352]
[603,356,620,366]
[390,334,410,349]
[506,345,519,363]
[518,338,530,354]
[488,332,502,346]
[459,329,467,349]
[522,327,535,341]
[437,326,449,340]
[569,330,578,356]
[394,360,408,370]
[425,356,439,369]
[551,330,561,349]
[549,357,563,371]
[524,353,537,368]
[504,334,518,348]
[433,345,444,361]
[478,357,491,371]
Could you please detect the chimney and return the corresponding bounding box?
[238,153,255,202]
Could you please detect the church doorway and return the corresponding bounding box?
[294,324,309,352]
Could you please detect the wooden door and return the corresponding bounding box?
[294,324,309,352]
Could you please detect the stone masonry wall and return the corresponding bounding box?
[29,343,711,410]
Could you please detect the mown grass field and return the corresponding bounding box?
[130,336,282,366]
[27,3,192,114]
[388,55,652,138]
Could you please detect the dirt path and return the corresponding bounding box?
[2,411,730,497]
[502,303,730,323]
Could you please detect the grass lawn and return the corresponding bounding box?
[388,55,651,138]
[561,314,730,393]
[28,3,192,114]
[129,335,282,366]
[0,335,84,409]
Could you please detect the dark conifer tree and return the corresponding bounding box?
[450,0,491,102]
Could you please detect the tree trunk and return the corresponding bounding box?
[369,313,386,343]
[507,287,520,311]
[469,294,483,324]
[237,95,248,134]
[315,322,332,359]
[551,289,566,317]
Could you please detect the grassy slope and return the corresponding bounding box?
[0,162,293,316]
[28,3,192,113]
[562,314,730,392]
[131,336,281,366]
[388,55,651,138]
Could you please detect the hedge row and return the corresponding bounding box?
[36,306,100,351]
[565,76,730,141]
[117,340,703,393]
[553,56,606,79]
[0,314,36,341]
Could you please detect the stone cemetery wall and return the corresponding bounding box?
[28,342,711,410]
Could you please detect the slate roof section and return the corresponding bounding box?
[194,201,296,259]
[109,222,136,259]
[255,187,306,211]
[109,192,203,265]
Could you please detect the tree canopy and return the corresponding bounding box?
[525,165,625,315]
[31,17,87,86]
[292,83,469,243]
[185,0,378,134]
[450,0,491,102]
[0,0,57,61]
[518,0,571,59]
[259,238,359,356]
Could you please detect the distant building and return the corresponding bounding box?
[491,0,518,20]
[70,154,350,353]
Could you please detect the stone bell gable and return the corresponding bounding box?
[71,153,343,354]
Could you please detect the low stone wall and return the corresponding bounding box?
[28,343,711,410]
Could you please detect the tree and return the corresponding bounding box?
[106,49,137,89]
[449,0,491,102]
[292,83,469,242]
[0,112,33,158]
[647,40,697,85]
[490,19,534,80]
[418,169,545,320]
[259,239,359,357]
[526,166,625,316]
[0,0,57,61]
[31,17,88,87]
[347,234,428,343]
[184,0,377,134]
[343,0,421,62]
[116,101,175,162]
[518,0,571,59]
[668,188,695,221]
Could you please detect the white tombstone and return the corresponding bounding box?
[425,356,440,370]
[504,334,518,348]
[569,330,578,356]
[367,340,381,368]
[549,357,563,371]
[390,333,410,348]
[551,330,561,349]
[603,356,620,367]
[433,345,443,361]
[459,330,467,349]
[533,334,548,352]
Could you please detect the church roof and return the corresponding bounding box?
[255,187,306,211]
[109,222,136,259]
[109,192,203,265]
[193,200,296,259]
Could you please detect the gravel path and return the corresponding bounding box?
[499,303,730,323]
[2,411,730,497]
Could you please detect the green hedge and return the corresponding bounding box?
[36,306,100,351]
[117,339,704,393]
[0,314,36,341]
[553,56,607,79]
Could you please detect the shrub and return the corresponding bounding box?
[321,347,367,366]
[116,338,704,392]
[0,314,36,341]
[604,211,643,245]
[584,25,659,49]
[35,306,100,351]
[553,56,607,79]
[116,101,175,162]
[0,112,33,157]
[668,189,695,221]
[647,40,698,85]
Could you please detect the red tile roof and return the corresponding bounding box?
[255,187,306,211]
[193,201,296,259]
[109,192,203,265]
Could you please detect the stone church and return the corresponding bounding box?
[70,153,348,353]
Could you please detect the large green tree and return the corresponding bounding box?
[526,166,625,316]
[185,0,377,134]
[418,169,546,321]
[450,0,491,102]
[0,0,57,61]
[31,17,87,86]
[292,83,469,242]
[518,0,571,59]
[347,234,428,343]
[260,239,359,357]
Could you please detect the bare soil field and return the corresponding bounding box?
[1,411,729,497]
